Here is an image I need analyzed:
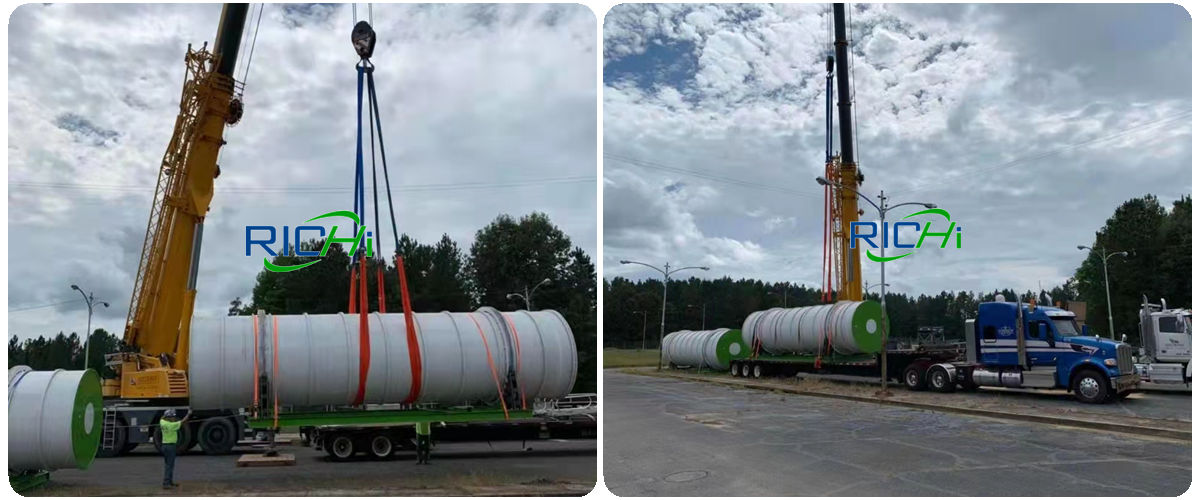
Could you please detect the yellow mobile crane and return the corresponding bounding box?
[98,4,250,456]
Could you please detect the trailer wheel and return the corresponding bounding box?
[327,434,356,461]
[752,364,763,379]
[369,434,394,460]
[198,417,238,455]
[730,362,740,377]
[928,367,956,393]
[97,416,129,458]
[741,363,752,378]
[1071,368,1110,404]
[903,365,927,391]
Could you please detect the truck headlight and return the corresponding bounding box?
[1104,358,1118,367]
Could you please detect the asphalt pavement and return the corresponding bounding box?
[39,439,596,496]
[604,370,1191,496]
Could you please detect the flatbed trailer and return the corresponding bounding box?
[729,342,966,384]
[250,395,597,461]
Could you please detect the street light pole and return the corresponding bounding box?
[817,177,935,396]
[70,284,109,371]
[506,278,551,310]
[1077,245,1128,339]
[620,260,710,370]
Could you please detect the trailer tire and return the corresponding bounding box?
[928,367,956,393]
[97,416,129,458]
[327,434,356,461]
[752,364,764,379]
[369,433,394,460]
[903,365,927,391]
[730,362,741,377]
[741,363,752,378]
[198,417,238,455]
[1071,368,1110,404]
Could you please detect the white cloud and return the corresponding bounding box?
[9,4,596,339]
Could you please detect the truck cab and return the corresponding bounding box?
[1134,297,1191,387]
[946,299,1139,403]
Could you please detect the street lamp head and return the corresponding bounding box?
[539,278,552,285]
[815,176,831,186]
[1077,245,1089,250]
[1116,251,1129,257]
[70,284,80,291]
[100,302,110,308]
[619,260,631,264]
[505,293,520,300]
[923,203,937,209]
[700,267,710,271]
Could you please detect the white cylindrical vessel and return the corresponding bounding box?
[8,366,103,471]
[189,308,577,410]
[662,329,747,370]
[741,301,885,356]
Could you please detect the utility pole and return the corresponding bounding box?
[634,310,648,350]
[620,260,710,370]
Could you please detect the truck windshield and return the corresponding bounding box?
[1051,318,1079,336]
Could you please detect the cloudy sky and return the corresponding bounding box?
[603,4,1190,295]
[8,4,596,339]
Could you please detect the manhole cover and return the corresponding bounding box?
[664,470,709,483]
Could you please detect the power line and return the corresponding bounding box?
[604,153,821,199]
[10,299,78,313]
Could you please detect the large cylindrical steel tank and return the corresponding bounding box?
[662,329,747,370]
[8,366,103,471]
[741,301,885,355]
[188,308,577,410]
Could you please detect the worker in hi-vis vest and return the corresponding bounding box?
[158,409,191,488]
[415,421,433,464]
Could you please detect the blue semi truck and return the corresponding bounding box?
[730,297,1139,404]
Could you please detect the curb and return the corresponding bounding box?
[628,369,1191,441]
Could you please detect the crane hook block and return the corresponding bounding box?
[352,21,377,59]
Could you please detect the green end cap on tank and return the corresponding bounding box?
[849,300,886,354]
[714,329,749,368]
[72,369,103,470]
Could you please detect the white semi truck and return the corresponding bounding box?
[1133,296,1191,388]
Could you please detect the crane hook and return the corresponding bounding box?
[352,21,377,59]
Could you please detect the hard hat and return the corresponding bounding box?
[163,409,176,418]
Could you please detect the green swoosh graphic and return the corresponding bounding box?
[263,257,322,273]
[307,210,360,224]
[903,208,950,220]
[866,250,913,262]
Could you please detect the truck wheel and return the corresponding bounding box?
[97,416,129,458]
[1072,368,1110,404]
[752,364,764,379]
[741,363,752,378]
[327,434,356,461]
[730,363,740,377]
[368,433,394,460]
[153,420,194,455]
[928,367,956,393]
[198,417,238,455]
[903,366,927,391]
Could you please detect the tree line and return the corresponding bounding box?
[8,329,126,378]
[605,194,1190,348]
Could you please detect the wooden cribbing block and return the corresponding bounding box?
[236,453,296,467]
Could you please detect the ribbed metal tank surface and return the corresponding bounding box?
[189,308,577,410]
[8,366,103,471]
[741,301,885,355]
[662,329,747,370]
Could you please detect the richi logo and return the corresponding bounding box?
[245,210,375,272]
[849,208,961,263]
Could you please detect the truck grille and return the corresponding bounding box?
[1117,344,1135,374]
